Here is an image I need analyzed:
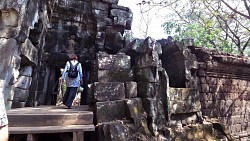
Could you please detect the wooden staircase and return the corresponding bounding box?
[7,105,95,141]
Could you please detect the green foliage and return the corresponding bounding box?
[162,20,236,54]
[140,0,250,56]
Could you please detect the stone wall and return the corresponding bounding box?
[87,37,169,141]
[0,0,132,108]
[160,38,250,140]
[0,0,46,109]
[189,46,250,140]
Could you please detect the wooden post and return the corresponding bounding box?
[73,131,84,141]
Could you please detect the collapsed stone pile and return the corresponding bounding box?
[86,37,238,141]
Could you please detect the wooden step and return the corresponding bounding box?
[7,105,93,127]
[9,125,95,134]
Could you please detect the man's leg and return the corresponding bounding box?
[0,125,9,141]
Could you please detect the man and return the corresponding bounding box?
[61,54,83,109]
[0,92,9,141]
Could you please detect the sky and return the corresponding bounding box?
[118,0,168,39]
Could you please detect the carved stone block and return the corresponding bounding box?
[89,82,125,102]
[135,51,161,68]
[135,67,160,83]
[124,82,137,98]
[141,98,165,117]
[96,52,131,70]
[93,100,125,123]
[137,82,160,98]
[125,98,144,119]
[96,69,133,83]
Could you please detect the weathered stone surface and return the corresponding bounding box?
[14,76,32,90]
[169,87,199,101]
[8,68,20,85]
[10,0,39,39]
[108,123,130,141]
[161,41,198,88]
[93,100,126,123]
[21,39,38,65]
[117,38,143,57]
[125,98,145,119]
[168,123,214,141]
[104,32,124,53]
[170,113,199,126]
[141,98,165,117]
[95,69,134,83]
[0,9,19,38]
[11,54,21,69]
[137,82,160,98]
[13,87,29,101]
[103,0,119,4]
[124,82,137,98]
[93,10,109,23]
[43,52,70,67]
[133,117,152,135]
[169,99,201,114]
[135,51,161,68]
[97,122,149,141]
[96,52,131,70]
[135,67,160,83]
[92,1,109,11]
[140,37,157,54]
[0,38,17,79]
[89,82,125,102]
[110,8,132,27]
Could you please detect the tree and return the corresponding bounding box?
[139,0,250,56]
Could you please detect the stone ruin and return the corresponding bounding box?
[1,0,250,141]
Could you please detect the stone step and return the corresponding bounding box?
[7,105,93,127]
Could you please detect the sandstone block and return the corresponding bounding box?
[137,82,160,98]
[96,52,131,70]
[141,98,165,116]
[11,54,21,69]
[124,82,137,98]
[170,99,201,114]
[89,82,125,102]
[169,87,199,101]
[93,100,125,123]
[95,69,133,83]
[125,98,145,119]
[0,38,17,79]
[117,38,142,57]
[108,123,129,141]
[133,117,151,135]
[135,67,160,83]
[21,39,38,65]
[134,51,161,68]
[92,1,108,10]
[102,0,119,4]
